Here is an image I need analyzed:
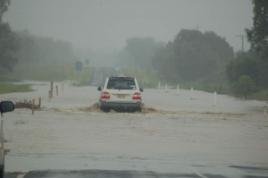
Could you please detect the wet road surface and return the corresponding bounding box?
[5,166,268,178]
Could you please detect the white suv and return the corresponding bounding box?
[98,76,143,112]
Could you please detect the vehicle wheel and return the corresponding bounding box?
[114,108,121,112]
[100,107,110,112]
[135,107,142,112]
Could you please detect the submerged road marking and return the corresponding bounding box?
[17,173,26,178]
[192,169,209,178]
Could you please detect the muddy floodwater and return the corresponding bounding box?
[1,81,268,177]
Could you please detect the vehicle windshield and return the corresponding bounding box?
[107,78,136,90]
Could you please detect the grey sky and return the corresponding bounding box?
[4,0,253,52]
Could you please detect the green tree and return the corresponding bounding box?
[226,52,258,85]
[0,0,10,22]
[224,0,268,98]
[0,0,18,72]
[246,0,268,58]
[11,31,77,81]
[15,31,76,65]
[153,29,233,83]
[118,37,163,69]
[234,75,256,98]
[246,0,268,89]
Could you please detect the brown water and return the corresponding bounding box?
[1,81,268,177]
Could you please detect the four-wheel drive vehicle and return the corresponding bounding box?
[98,76,143,112]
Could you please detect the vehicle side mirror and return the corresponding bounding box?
[140,88,144,92]
[97,86,102,91]
[0,101,15,114]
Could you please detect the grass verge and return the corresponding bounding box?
[0,83,33,94]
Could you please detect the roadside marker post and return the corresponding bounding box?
[158,81,161,89]
[165,83,168,91]
[176,84,180,94]
[50,81,54,98]
[56,85,59,96]
[190,87,194,99]
[213,91,217,106]
[264,103,268,118]
[61,83,64,92]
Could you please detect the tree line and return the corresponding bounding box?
[119,30,234,91]
[1,0,267,99]
[153,30,233,84]
[226,0,268,98]
[0,0,77,81]
[119,1,267,99]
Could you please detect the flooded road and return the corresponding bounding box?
[1,82,268,177]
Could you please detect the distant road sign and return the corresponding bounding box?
[75,61,83,72]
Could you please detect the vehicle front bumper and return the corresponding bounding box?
[99,101,142,110]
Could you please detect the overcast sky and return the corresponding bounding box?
[4,0,253,52]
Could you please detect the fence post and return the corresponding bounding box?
[38,97,41,108]
[264,103,268,117]
[32,98,35,115]
[48,90,52,100]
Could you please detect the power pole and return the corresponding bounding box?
[237,34,245,52]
